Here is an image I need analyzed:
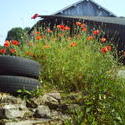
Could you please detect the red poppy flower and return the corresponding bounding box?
[75,22,82,26]
[10,48,16,53]
[100,47,108,53]
[80,23,86,28]
[25,51,33,56]
[57,25,65,30]
[100,46,112,53]
[0,49,6,54]
[35,35,42,40]
[106,45,112,51]
[86,36,94,40]
[64,26,70,30]
[4,41,10,47]
[92,30,100,35]
[70,42,77,47]
[57,25,65,29]
[81,27,87,32]
[100,38,107,43]
[11,40,20,46]
[35,32,41,34]
[31,14,40,19]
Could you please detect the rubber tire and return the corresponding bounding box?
[0,55,41,79]
[0,75,40,93]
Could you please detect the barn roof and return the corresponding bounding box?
[39,15,125,26]
[53,0,116,17]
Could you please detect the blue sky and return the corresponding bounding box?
[0,0,124,45]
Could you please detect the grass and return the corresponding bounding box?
[1,23,125,124]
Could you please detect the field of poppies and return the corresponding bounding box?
[1,22,125,124]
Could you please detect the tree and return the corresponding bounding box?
[6,27,30,42]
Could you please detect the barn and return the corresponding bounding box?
[30,0,125,60]
[53,0,116,17]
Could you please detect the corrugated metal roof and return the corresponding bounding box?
[53,0,116,17]
[39,15,125,26]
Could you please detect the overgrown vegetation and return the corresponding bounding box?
[1,22,125,124]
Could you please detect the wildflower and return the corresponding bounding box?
[70,42,77,47]
[100,46,112,53]
[4,41,10,47]
[106,45,112,51]
[25,51,33,56]
[86,36,94,40]
[57,25,65,29]
[43,45,51,48]
[64,26,70,30]
[35,31,41,34]
[81,27,87,32]
[46,28,52,33]
[35,35,42,40]
[31,13,40,19]
[11,40,20,45]
[100,47,108,53]
[100,38,107,43]
[75,22,82,26]
[9,48,16,53]
[92,30,100,35]
[0,49,6,54]
[80,23,86,28]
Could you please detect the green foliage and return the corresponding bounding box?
[64,80,125,125]
[6,27,30,42]
[17,88,43,99]
[14,25,125,124]
[16,32,117,91]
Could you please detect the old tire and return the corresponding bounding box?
[0,55,41,79]
[0,75,40,93]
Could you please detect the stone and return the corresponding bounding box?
[0,104,29,119]
[117,70,125,79]
[0,93,26,105]
[47,92,61,100]
[51,110,69,120]
[27,92,61,108]
[41,92,61,105]
[3,119,63,125]
[35,105,51,118]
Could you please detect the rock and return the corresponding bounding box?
[117,70,125,79]
[42,92,61,105]
[0,104,29,119]
[3,119,63,125]
[51,110,69,120]
[0,92,72,124]
[35,105,51,118]
[0,94,25,105]
[42,95,58,105]
[47,93,61,100]
[27,92,61,108]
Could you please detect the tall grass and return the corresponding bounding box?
[7,23,125,124]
